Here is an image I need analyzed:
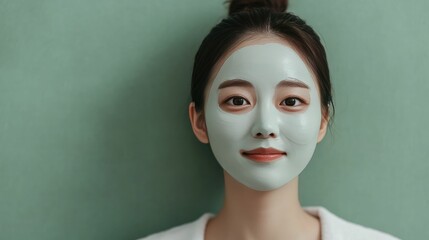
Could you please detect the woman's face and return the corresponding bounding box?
[190,37,328,191]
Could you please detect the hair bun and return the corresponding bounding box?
[228,0,288,16]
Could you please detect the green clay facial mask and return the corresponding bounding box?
[205,43,323,191]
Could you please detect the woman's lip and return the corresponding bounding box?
[241,148,286,163]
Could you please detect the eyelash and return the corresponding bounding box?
[280,97,306,107]
[221,96,307,111]
[224,96,250,106]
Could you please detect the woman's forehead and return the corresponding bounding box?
[215,34,293,69]
[204,34,321,100]
[213,43,315,89]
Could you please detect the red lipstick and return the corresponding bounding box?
[241,148,286,163]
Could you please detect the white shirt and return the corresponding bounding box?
[140,206,400,240]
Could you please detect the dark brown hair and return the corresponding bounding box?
[191,0,334,118]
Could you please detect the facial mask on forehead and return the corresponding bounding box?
[204,43,322,191]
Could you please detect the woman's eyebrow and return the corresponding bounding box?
[218,79,253,89]
[276,79,309,89]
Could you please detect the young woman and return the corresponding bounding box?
[141,0,399,239]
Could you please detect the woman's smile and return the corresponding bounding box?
[241,147,287,163]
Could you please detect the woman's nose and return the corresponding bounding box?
[250,104,279,139]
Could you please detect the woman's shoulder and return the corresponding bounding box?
[304,206,400,240]
[138,208,399,240]
[138,213,214,240]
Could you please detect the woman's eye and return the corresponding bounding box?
[281,97,303,107]
[225,97,250,106]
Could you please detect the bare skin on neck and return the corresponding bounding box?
[204,172,321,240]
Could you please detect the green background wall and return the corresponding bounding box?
[1,0,427,239]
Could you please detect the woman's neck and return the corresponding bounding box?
[205,172,321,240]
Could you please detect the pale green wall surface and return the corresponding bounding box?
[0,0,427,239]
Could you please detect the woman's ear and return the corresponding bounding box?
[317,110,329,143]
[189,102,209,144]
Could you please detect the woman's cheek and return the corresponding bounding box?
[278,110,321,145]
[206,107,253,142]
